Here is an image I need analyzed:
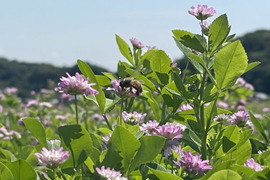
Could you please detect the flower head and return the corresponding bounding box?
[130,38,144,49]
[188,5,216,20]
[152,122,185,140]
[0,126,21,140]
[174,151,212,175]
[244,158,264,171]
[122,111,146,125]
[96,166,127,180]
[55,72,98,96]
[140,120,159,133]
[35,147,69,169]
[229,111,253,129]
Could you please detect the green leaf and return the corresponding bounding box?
[149,168,183,180]
[144,49,171,86]
[109,126,141,172]
[22,117,47,148]
[249,111,268,142]
[129,135,166,172]
[172,29,205,53]
[77,59,106,114]
[208,170,241,180]
[250,138,268,154]
[162,82,183,112]
[173,37,203,73]
[214,40,248,90]
[0,161,13,180]
[6,159,36,180]
[95,75,111,86]
[115,34,134,65]
[118,61,131,79]
[58,124,98,168]
[201,160,234,180]
[245,61,260,73]
[208,14,230,53]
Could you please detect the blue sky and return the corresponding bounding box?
[1,0,270,72]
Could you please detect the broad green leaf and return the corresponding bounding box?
[172,29,205,53]
[201,160,234,180]
[22,117,47,148]
[6,159,36,180]
[95,75,111,86]
[77,59,106,114]
[214,40,248,90]
[173,37,203,73]
[249,111,268,142]
[115,34,134,65]
[109,126,141,172]
[149,168,183,180]
[0,161,13,180]
[143,92,161,120]
[118,61,131,79]
[250,138,268,154]
[208,170,241,180]
[208,14,230,53]
[144,49,171,86]
[58,124,98,168]
[129,135,166,172]
[162,82,183,112]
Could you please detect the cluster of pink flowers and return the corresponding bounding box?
[244,158,264,171]
[122,111,146,125]
[35,147,70,169]
[151,122,186,140]
[0,126,21,140]
[55,72,99,96]
[174,150,212,175]
[96,166,127,180]
[188,5,216,20]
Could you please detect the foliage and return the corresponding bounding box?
[0,5,270,180]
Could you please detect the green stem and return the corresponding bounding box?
[199,71,207,160]
[103,114,112,130]
[182,61,190,81]
[74,95,79,124]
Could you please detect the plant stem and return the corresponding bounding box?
[103,114,112,130]
[74,95,79,124]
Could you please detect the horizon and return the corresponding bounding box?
[1,1,270,72]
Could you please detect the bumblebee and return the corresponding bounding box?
[119,78,142,96]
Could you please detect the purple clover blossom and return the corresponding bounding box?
[244,158,264,171]
[178,104,193,112]
[213,113,230,122]
[55,72,99,96]
[122,111,147,125]
[0,126,22,140]
[96,166,127,180]
[152,122,185,140]
[164,145,183,159]
[229,111,253,129]
[140,120,159,134]
[174,151,212,175]
[188,5,216,20]
[130,38,144,49]
[35,147,69,169]
[107,79,138,97]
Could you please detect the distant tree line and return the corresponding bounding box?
[0,57,108,98]
[1,29,270,98]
